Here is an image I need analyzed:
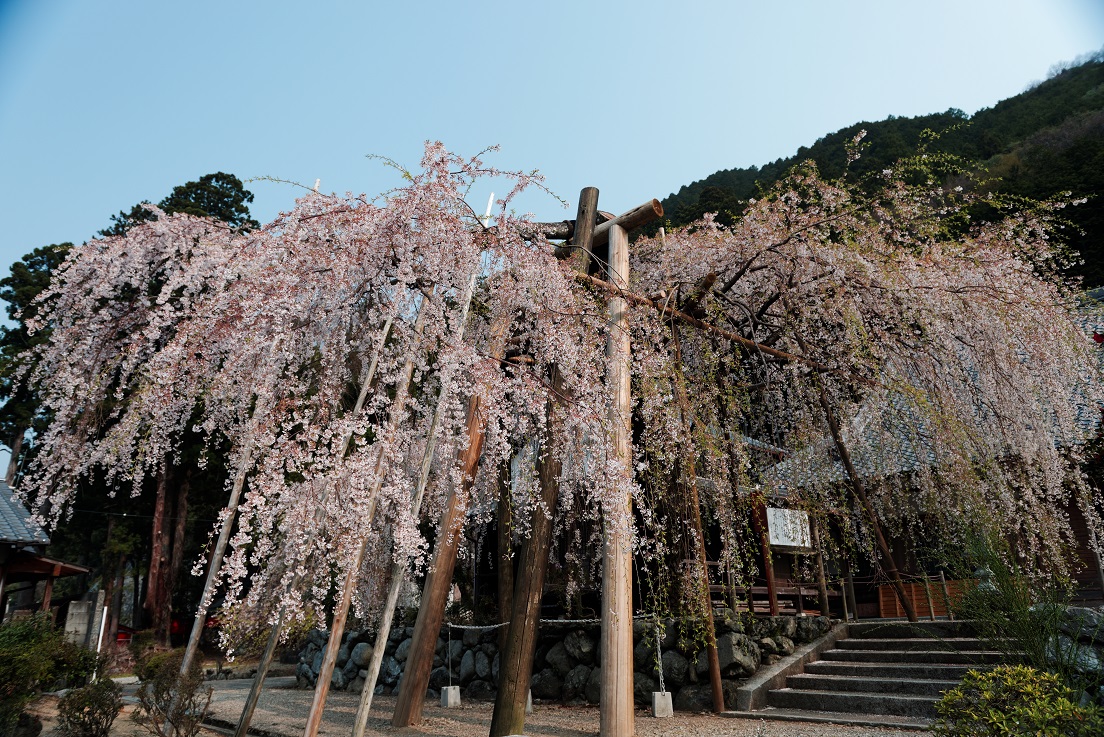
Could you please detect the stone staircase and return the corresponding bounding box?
[756,620,1006,729]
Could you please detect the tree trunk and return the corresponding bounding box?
[489,370,563,737]
[670,322,724,713]
[495,463,514,653]
[814,387,918,622]
[167,471,191,635]
[146,466,172,645]
[5,427,24,485]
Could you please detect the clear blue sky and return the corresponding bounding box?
[0,0,1102,277]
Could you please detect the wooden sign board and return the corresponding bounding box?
[766,507,812,551]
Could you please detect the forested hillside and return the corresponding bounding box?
[660,52,1104,285]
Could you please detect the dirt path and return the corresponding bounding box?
[29,680,925,737]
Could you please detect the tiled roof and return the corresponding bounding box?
[0,480,49,546]
[761,310,1104,494]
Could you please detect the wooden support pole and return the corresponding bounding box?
[751,502,779,616]
[922,575,936,621]
[391,316,511,728]
[351,275,483,737]
[571,187,600,274]
[234,319,394,737]
[302,305,429,737]
[842,557,858,621]
[41,565,60,613]
[939,570,954,621]
[600,223,634,737]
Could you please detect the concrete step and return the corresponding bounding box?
[847,620,977,639]
[821,648,1005,664]
[787,672,959,697]
[835,636,989,652]
[805,660,983,680]
[768,687,939,718]
[724,707,932,730]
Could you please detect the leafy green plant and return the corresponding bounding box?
[949,535,1101,696]
[0,616,96,737]
[132,650,211,737]
[934,665,1104,736]
[57,679,122,737]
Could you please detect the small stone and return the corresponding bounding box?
[350,642,373,668]
[475,650,491,679]
[459,649,476,684]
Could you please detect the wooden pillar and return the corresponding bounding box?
[842,557,858,621]
[41,564,60,613]
[600,222,633,737]
[751,502,779,615]
[391,316,510,728]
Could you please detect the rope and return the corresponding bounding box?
[442,613,656,630]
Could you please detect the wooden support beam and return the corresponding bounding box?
[600,223,634,737]
[591,199,664,252]
[391,316,511,728]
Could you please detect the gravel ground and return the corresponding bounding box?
[202,681,927,737]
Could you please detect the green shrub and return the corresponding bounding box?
[935,665,1104,736]
[132,651,211,737]
[57,680,122,737]
[135,648,182,683]
[0,616,96,737]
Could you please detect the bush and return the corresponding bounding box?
[57,680,122,737]
[0,616,96,737]
[935,665,1104,736]
[132,651,211,737]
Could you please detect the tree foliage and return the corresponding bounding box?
[12,141,1102,652]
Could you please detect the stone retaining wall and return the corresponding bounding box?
[295,612,833,711]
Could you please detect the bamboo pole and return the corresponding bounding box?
[302,304,430,737]
[600,222,634,737]
[351,268,483,737]
[234,317,394,737]
[390,314,512,728]
[922,575,936,621]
